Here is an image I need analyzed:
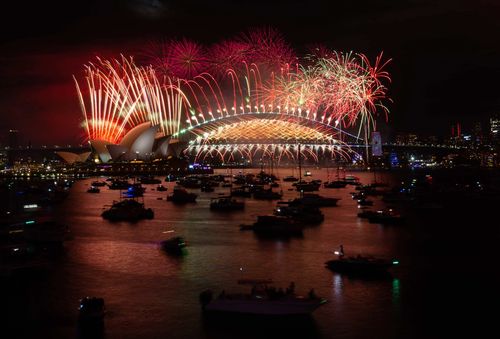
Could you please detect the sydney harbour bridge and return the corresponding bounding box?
[64,30,395,166]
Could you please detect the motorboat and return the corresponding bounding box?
[107,180,130,190]
[87,186,100,193]
[199,279,326,316]
[160,236,187,255]
[357,198,373,206]
[323,180,347,189]
[325,245,399,276]
[248,215,304,237]
[290,193,340,207]
[90,181,106,187]
[138,176,162,184]
[122,183,145,198]
[367,209,404,225]
[283,176,299,182]
[101,199,154,221]
[167,186,197,203]
[156,185,168,192]
[294,181,320,192]
[274,202,324,225]
[210,196,245,211]
[253,188,283,200]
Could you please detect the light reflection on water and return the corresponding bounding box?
[7,168,492,338]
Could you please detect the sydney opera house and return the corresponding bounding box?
[57,122,182,164]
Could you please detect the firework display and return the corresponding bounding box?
[75,29,391,163]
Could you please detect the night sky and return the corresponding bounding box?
[1,0,500,145]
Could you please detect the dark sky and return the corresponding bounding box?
[1,0,500,145]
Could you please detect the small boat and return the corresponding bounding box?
[293,180,321,192]
[367,209,404,225]
[167,186,197,204]
[122,183,145,198]
[199,280,326,316]
[102,199,154,221]
[283,175,299,182]
[253,188,283,200]
[78,297,105,323]
[323,180,347,189]
[156,185,168,192]
[201,184,215,192]
[291,193,340,207]
[160,236,187,255]
[274,202,324,225]
[90,181,106,187]
[138,176,162,184]
[210,196,245,211]
[325,245,399,277]
[249,215,304,237]
[87,186,100,193]
[231,186,252,197]
[107,180,130,190]
[357,198,373,206]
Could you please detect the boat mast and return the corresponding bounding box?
[298,143,302,182]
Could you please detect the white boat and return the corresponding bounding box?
[200,280,326,316]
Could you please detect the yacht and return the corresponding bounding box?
[274,202,324,225]
[167,186,197,203]
[160,236,187,255]
[87,186,100,193]
[325,245,399,276]
[367,209,404,225]
[210,196,245,211]
[199,280,326,316]
[248,215,304,237]
[101,199,154,221]
[291,193,340,207]
[283,175,299,182]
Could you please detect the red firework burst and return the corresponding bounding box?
[167,38,210,79]
[239,27,297,71]
[209,40,250,76]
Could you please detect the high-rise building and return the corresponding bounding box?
[8,129,19,150]
[490,116,500,144]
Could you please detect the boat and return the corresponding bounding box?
[199,280,326,316]
[253,188,283,200]
[290,193,340,207]
[323,180,347,189]
[201,184,215,192]
[367,209,404,225]
[303,171,312,177]
[357,198,373,206]
[78,297,105,323]
[167,186,197,203]
[156,185,168,192]
[90,181,106,187]
[138,176,162,184]
[274,202,324,225]
[283,175,299,182]
[160,236,187,255]
[325,245,399,276]
[210,196,245,211]
[101,199,154,221]
[122,183,146,198]
[293,180,321,192]
[249,215,304,237]
[107,180,130,190]
[87,186,100,193]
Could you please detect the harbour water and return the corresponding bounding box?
[3,168,499,338]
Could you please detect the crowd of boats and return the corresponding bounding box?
[6,166,497,326]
